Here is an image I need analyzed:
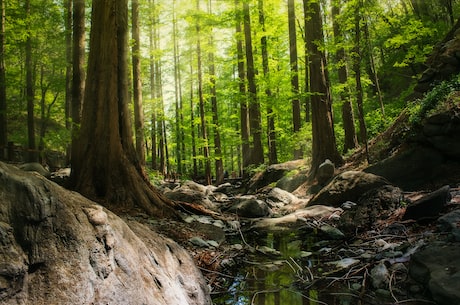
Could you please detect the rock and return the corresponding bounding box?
[317,159,335,185]
[409,243,460,305]
[247,159,306,193]
[370,261,390,289]
[227,198,270,218]
[18,162,51,177]
[265,187,299,206]
[319,224,345,240]
[403,185,451,221]
[164,187,216,212]
[309,171,391,207]
[338,185,403,233]
[251,205,343,231]
[0,162,211,305]
[365,146,445,191]
[275,172,308,192]
[437,208,460,241]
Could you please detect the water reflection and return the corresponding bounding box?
[213,231,321,305]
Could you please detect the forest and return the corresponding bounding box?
[0,0,457,182]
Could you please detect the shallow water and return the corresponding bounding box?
[212,230,352,305]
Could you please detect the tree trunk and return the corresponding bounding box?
[353,0,369,162]
[148,0,157,170]
[235,0,250,171]
[190,59,198,179]
[288,0,302,159]
[304,0,342,180]
[208,0,224,185]
[0,0,6,159]
[132,0,146,165]
[331,1,358,154]
[64,0,72,164]
[172,0,183,175]
[70,0,85,164]
[258,0,277,165]
[243,1,264,166]
[25,0,36,163]
[70,0,177,218]
[196,0,211,185]
[302,0,310,123]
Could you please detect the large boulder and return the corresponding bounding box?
[309,171,390,207]
[409,243,460,305]
[247,160,306,193]
[0,162,210,305]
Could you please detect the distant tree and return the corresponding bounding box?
[304,0,342,179]
[235,0,251,171]
[0,0,6,159]
[288,0,302,159]
[70,0,177,218]
[70,0,86,164]
[132,0,146,165]
[25,0,37,162]
[258,0,277,165]
[331,0,358,154]
[243,1,264,166]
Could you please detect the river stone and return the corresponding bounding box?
[227,198,270,218]
[437,209,460,241]
[409,243,460,305]
[309,171,390,207]
[0,161,211,305]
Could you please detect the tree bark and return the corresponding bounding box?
[304,0,342,180]
[25,0,36,163]
[243,1,264,166]
[235,0,251,171]
[258,0,277,165]
[132,0,146,165]
[288,0,302,159]
[70,0,177,218]
[0,0,6,159]
[331,1,358,154]
[70,0,85,165]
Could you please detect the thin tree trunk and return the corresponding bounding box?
[196,0,211,185]
[132,0,146,165]
[235,0,250,171]
[0,0,6,159]
[25,0,36,163]
[172,0,182,175]
[243,1,264,166]
[304,0,342,180]
[190,59,198,179]
[148,0,157,170]
[258,0,277,165]
[353,0,369,162]
[71,0,85,164]
[64,0,72,164]
[332,1,358,154]
[288,0,302,159]
[302,0,310,123]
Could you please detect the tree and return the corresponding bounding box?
[258,0,277,165]
[70,0,177,218]
[304,0,342,179]
[331,0,358,154]
[243,1,264,166]
[25,0,37,162]
[0,0,6,159]
[132,0,146,165]
[71,0,86,164]
[288,0,302,159]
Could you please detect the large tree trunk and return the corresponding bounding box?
[288,0,302,159]
[0,0,6,159]
[304,0,342,180]
[64,0,72,164]
[70,0,177,218]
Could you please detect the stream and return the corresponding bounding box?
[212,229,354,305]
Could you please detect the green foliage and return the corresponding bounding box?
[409,74,460,125]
